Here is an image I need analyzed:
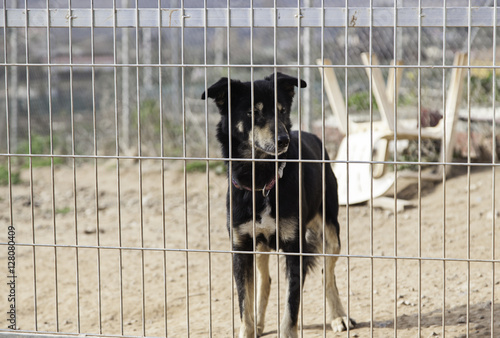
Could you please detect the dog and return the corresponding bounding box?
[202,72,355,337]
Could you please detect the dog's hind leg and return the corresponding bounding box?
[324,223,355,332]
[234,252,256,338]
[256,251,271,336]
[280,254,302,338]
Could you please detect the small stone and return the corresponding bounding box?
[486,209,500,220]
[84,227,105,234]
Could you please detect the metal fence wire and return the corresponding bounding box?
[1,0,500,337]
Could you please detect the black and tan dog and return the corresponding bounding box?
[202,72,354,337]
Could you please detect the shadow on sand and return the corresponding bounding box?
[262,301,498,336]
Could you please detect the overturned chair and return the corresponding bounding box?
[317,53,468,205]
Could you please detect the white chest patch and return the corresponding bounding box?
[237,203,297,244]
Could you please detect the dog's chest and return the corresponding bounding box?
[237,202,296,243]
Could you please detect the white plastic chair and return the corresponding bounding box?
[318,53,467,205]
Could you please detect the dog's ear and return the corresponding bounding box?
[265,72,307,98]
[201,78,243,111]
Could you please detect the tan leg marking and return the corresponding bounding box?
[239,274,255,338]
[324,225,354,332]
[256,250,271,336]
[280,283,298,338]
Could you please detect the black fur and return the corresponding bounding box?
[202,72,354,337]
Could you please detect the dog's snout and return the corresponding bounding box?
[277,134,290,149]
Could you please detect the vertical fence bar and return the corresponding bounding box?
[45,0,60,332]
[24,0,38,330]
[442,1,447,336]
[111,0,125,335]
[180,1,190,335]
[272,1,282,329]
[417,1,423,336]
[491,2,497,337]
[367,1,375,336]
[392,2,399,335]
[158,1,168,336]
[133,3,147,335]
[225,0,235,336]
[89,1,103,333]
[344,1,352,335]
[466,1,472,336]
[392,1,399,337]
[295,2,304,336]
[3,0,15,332]
[274,0,280,335]
[67,0,81,332]
[202,1,213,336]
[319,1,327,336]
[250,0,258,336]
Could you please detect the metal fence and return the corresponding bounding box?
[1,1,499,337]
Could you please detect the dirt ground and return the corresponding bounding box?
[1,160,500,337]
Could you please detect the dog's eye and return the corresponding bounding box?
[247,109,257,117]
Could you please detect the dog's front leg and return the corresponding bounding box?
[234,252,255,338]
[324,225,355,332]
[256,252,271,336]
[280,255,302,338]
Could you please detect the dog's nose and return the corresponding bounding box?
[277,134,290,149]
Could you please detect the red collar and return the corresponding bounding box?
[231,162,286,197]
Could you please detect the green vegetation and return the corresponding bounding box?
[185,160,225,174]
[0,165,21,186]
[134,98,184,156]
[18,135,64,168]
[55,207,71,215]
[347,91,378,111]
[470,72,500,105]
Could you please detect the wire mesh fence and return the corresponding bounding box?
[1,0,500,337]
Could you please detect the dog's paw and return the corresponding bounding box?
[239,325,255,338]
[331,316,356,332]
[256,324,265,337]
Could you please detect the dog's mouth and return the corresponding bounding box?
[251,131,290,156]
[255,145,288,156]
[248,123,290,157]
[254,142,289,156]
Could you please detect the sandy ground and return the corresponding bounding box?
[1,160,500,337]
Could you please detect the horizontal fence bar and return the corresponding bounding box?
[1,152,499,167]
[0,330,150,338]
[2,242,499,264]
[0,7,498,28]
[2,63,500,69]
